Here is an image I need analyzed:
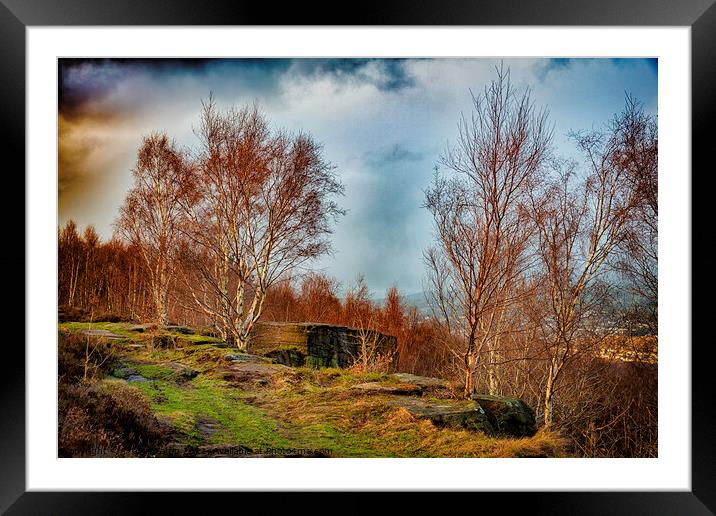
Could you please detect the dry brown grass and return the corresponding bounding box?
[246,369,566,458]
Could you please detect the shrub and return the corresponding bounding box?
[58,305,90,323]
[90,312,126,323]
[58,331,114,384]
[59,381,171,457]
[140,331,179,351]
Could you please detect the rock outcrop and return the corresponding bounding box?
[469,394,537,437]
[389,398,495,434]
[388,393,537,437]
[249,322,397,369]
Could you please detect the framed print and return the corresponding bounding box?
[4,0,710,513]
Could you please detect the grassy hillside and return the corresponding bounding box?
[58,321,566,458]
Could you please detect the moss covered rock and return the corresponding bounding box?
[469,394,537,437]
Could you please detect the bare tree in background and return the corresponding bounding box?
[59,220,82,307]
[424,65,552,398]
[533,145,634,427]
[299,273,342,324]
[609,96,658,333]
[115,133,194,325]
[343,274,374,328]
[180,96,344,351]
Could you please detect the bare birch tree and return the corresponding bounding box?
[115,133,194,325]
[180,96,344,351]
[533,150,634,427]
[424,65,552,398]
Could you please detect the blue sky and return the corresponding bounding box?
[58,58,657,297]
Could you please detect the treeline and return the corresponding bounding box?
[58,66,658,457]
[58,222,656,457]
[58,222,153,321]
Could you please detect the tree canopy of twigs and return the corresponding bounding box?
[177,96,344,350]
[424,64,553,398]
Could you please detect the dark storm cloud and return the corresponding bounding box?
[58,58,415,120]
[59,58,215,118]
[58,58,297,224]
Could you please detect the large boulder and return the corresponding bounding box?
[389,398,495,434]
[469,394,537,437]
[250,322,397,369]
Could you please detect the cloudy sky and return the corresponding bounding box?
[58,58,657,297]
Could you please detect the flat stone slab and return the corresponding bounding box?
[219,361,296,386]
[352,382,423,395]
[195,416,222,438]
[111,364,150,383]
[81,329,125,340]
[224,353,270,364]
[389,373,449,389]
[389,397,494,434]
[128,324,194,333]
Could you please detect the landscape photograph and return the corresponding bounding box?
[57,57,658,459]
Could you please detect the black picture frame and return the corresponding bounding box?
[3,1,708,513]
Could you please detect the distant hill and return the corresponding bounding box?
[372,291,432,316]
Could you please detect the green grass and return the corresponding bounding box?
[131,363,178,381]
[117,362,388,456]
[68,320,566,458]
[59,321,136,338]
[176,334,224,345]
[129,375,293,449]
[104,356,566,457]
[129,346,228,374]
[60,321,223,343]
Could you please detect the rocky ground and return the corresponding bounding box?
[59,321,566,458]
